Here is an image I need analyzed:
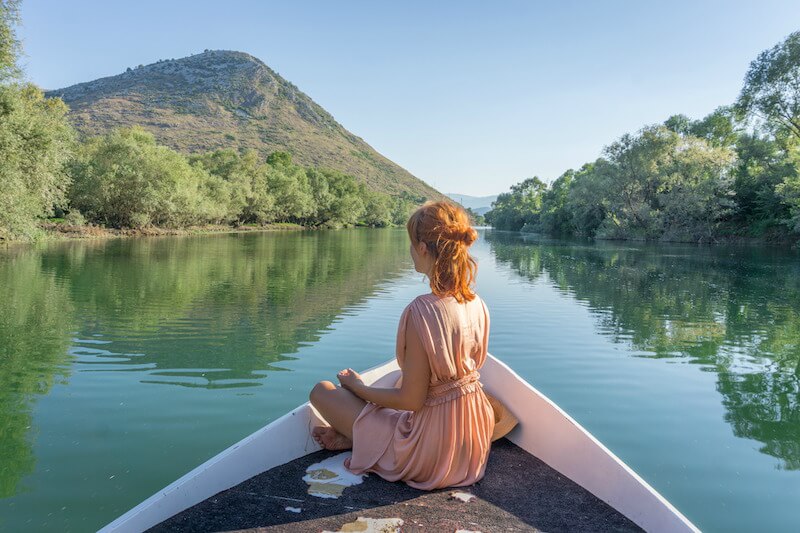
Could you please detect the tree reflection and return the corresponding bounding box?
[38,229,410,386]
[0,228,409,497]
[0,247,74,497]
[486,230,800,470]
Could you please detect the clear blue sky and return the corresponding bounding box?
[16,1,800,196]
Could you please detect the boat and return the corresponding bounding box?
[100,354,700,532]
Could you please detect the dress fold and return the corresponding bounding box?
[346,292,494,490]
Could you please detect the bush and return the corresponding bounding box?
[69,127,220,228]
[64,209,85,226]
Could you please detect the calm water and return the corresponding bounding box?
[1,228,799,531]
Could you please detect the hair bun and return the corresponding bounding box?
[446,225,477,245]
[406,200,479,303]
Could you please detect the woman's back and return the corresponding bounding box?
[310,200,493,490]
[399,292,490,386]
[347,292,494,489]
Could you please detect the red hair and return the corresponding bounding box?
[406,201,479,303]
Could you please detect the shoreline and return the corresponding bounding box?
[515,229,799,248]
[0,222,308,247]
[4,223,795,248]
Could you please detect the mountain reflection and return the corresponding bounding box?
[0,228,409,495]
[43,229,410,386]
[485,230,800,470]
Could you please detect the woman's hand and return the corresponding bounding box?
[337,368,364,394]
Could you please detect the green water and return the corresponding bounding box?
[1,228,799,531]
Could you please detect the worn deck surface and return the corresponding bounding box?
[149,438,642,532]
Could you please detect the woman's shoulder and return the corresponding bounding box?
[403,293,443,314]
[409,292,486,310]
[403,293,488,331]
[403,293,432,315]
[412,291,485,300]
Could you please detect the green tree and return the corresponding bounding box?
[735,31,800,234]
[360,188,393,227]
[666,108,740,148]
[485,176,547,231]
[562,162,607,237]
[0,1,75,241]
[264,152,314,222]
[538,169,575,235]
[656,136,737,242]
[69,127,220,228]
[390,191,424,226]
[732,133,793,232]
[775,144,800,232]
[0,84,75,241]
[689,107,740,148]
[736,30,800,141]
[266,150,293,167]
[0,0,21,82]
[596,126,735,241]
[305,168,389,229]
[664,114,692,136]
[191,149,276,224]
[305,168,335,226]
[316,169,365,227]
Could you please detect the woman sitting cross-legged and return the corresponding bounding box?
[309,200,495,490]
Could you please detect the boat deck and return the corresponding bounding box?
[149,438,642,532]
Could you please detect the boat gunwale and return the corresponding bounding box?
[99,359,400,533]
[100,354,700,533]
[483,354,700,533]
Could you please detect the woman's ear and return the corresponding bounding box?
[416,241,427,257]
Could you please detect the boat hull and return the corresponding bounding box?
[482,355,698,533]
[100,355,698,533]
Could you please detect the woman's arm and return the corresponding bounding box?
[338,315,430,412]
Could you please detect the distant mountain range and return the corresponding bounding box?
[46,50,444,201]
[446,193,497,215]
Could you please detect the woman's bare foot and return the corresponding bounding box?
[312,426,353,450]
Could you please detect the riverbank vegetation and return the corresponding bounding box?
[486,31,800,243]
[0,1,422,243]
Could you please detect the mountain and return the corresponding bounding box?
[446,193,497,215]
[46,50,443,201]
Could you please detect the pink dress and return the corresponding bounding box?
[346,292,494,489]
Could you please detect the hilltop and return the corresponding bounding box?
[46,50,443,201]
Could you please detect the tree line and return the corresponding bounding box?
[0,1,422,242]
[486,31,800,243]
[66,128,420,231]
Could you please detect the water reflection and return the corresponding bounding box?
[0,247,74,497]
[0,228,410,497]
[40,229,410,386]
[485,230,800,470]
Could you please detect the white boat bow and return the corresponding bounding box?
[100,354,699,533]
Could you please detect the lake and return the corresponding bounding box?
[1,228,799,531]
